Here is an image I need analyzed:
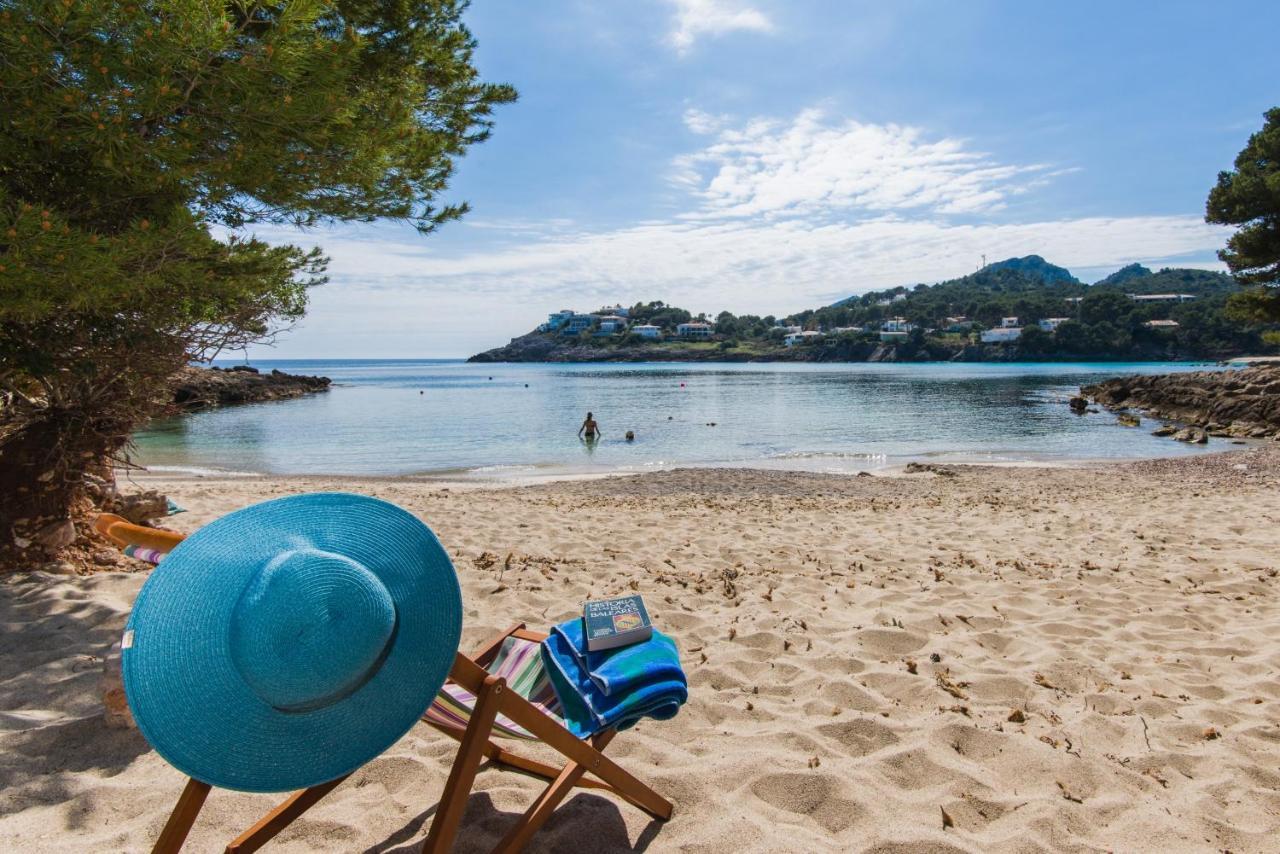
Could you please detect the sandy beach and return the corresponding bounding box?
[3,449,1280,852]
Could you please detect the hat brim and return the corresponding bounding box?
[123,493,462,793]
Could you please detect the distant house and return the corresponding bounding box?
[1000,316,1020,329]
[676,322,714,338]
[784,330,824,347]
[944,316,976,332]
[1143,319,1180,329]
[830,326,861,335]
[562,314,595,334]
[632,324,661,339]
[1129,293,1196,303]
[981,326,1022,343]
[880,317,914,342]
[1038,317,1070,332]
[597,303,630,318]
[595,315,628,333]
[545,309,575,331]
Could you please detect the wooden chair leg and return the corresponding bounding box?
[152,778,212,854]
[224,775,349,854]
[422,674,506,853]
[491,730,616,854]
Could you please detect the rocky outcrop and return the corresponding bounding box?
[1078,365,1280,440]
[170,365,331,410]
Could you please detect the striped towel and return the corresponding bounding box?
[423,636,564,740]
[123,544,166,565]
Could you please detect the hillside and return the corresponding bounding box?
[469,258,1274,363]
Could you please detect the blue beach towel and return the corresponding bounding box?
[541,619,687,738]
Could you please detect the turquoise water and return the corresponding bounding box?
[131,360,1230,479]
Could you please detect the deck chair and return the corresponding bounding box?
[96,514,673,853]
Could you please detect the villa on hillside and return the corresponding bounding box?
[982,317,1023,343]
[595,315,627,333]
[597,303,630,317]
[1038,317,1071,332]
[880,318,914,342]
[541,309,575,332]
[1129,293,1197,303]
[632,324,661,339]
[1143,319,1181,329]
[945,316,976,332]
[784,330,824,347]
[677,322,714,338]
[562,314,595,334]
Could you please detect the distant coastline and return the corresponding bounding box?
[469,255,1271,364]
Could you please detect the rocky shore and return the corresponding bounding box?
[1078,363,1280,440]
[170,365,331,411]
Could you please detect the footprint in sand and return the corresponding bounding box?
[749,772,864,833]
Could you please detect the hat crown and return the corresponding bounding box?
[230,546,397,713]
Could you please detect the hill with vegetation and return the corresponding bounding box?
[469,256,1275,363]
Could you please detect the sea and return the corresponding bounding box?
[130,360,1232,481]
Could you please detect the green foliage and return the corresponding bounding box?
[1207,107,1280,321]
[0,0,514,561]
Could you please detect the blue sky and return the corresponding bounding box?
[243,0,1280,359]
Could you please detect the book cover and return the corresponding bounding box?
[583,595,653,652]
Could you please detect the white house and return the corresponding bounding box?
[784,331,824,347]
[595,315,627,333]
[1129,293,1196,303]
[632,324,661,339]
[676,322,714,338]
[1143,319,1180,329]
[1038,317,1070,332]
[781,325,803,335]
[880,317,914,342]
[981,326,1022,343]
[1000,316,1020,328]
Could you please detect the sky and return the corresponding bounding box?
[241,0,1280,359]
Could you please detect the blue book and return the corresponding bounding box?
[583,595,653,652]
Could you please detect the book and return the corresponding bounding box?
[583,595,653,652]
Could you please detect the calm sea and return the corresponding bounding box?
[130,360,1230,480]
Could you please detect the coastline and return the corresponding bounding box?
[6,449,1280,850]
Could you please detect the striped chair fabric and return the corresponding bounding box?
[424,636,565,740]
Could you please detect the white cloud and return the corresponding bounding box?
[239,108,1230,358]
[665,0,773,54]
[675,108,1048,219]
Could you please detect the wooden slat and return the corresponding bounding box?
[151,778,211,854]
[422,674,505,852]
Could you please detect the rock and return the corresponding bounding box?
[102,642,136,729]
[35,519,76,550]
[92,550,121,567]
[1080,365,1280,440]
[170,365,330,411]
[1151,424,1176,437]
[43,560,78,575]
[105,490,169,524]
[1068,396,1088,414]
[1117,413,1141,427]
[1173,427,1208,444]
[905,462,957,477]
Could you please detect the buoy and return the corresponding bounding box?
[680,383,685,388]
[625,431,635,441]
[419,390,424,395]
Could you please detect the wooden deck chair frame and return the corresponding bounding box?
[96,516,673,853]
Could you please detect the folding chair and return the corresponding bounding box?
[96,515,673,853]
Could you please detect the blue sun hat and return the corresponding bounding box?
[122,493,462,793]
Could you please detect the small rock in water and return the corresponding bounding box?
[1117,413,1141,427]
[1068,396,1088,413]
[1151,424,1176,437]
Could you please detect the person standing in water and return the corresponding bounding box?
[578,411,600,440]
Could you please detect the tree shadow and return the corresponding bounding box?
[0,573,152,822]
[365,787,665,853]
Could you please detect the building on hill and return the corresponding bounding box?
[784,330,824,347]
[544,309,575,331]
[944,316,976,332]
[1128,293,1196,303]
[596,316,628,333]
[982,326,1022,343]
[1143,319,1181,329]
[562,314,595,334]
[880,318,914,342]
[1000,317,1020,328]
[677,322,714,338]
[632,324,661,339]
[597,304,630,318]
[1038,317,1071,332]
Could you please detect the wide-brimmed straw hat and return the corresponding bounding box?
[122,493,462,792]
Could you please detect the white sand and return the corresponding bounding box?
[3,450,1280,852]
